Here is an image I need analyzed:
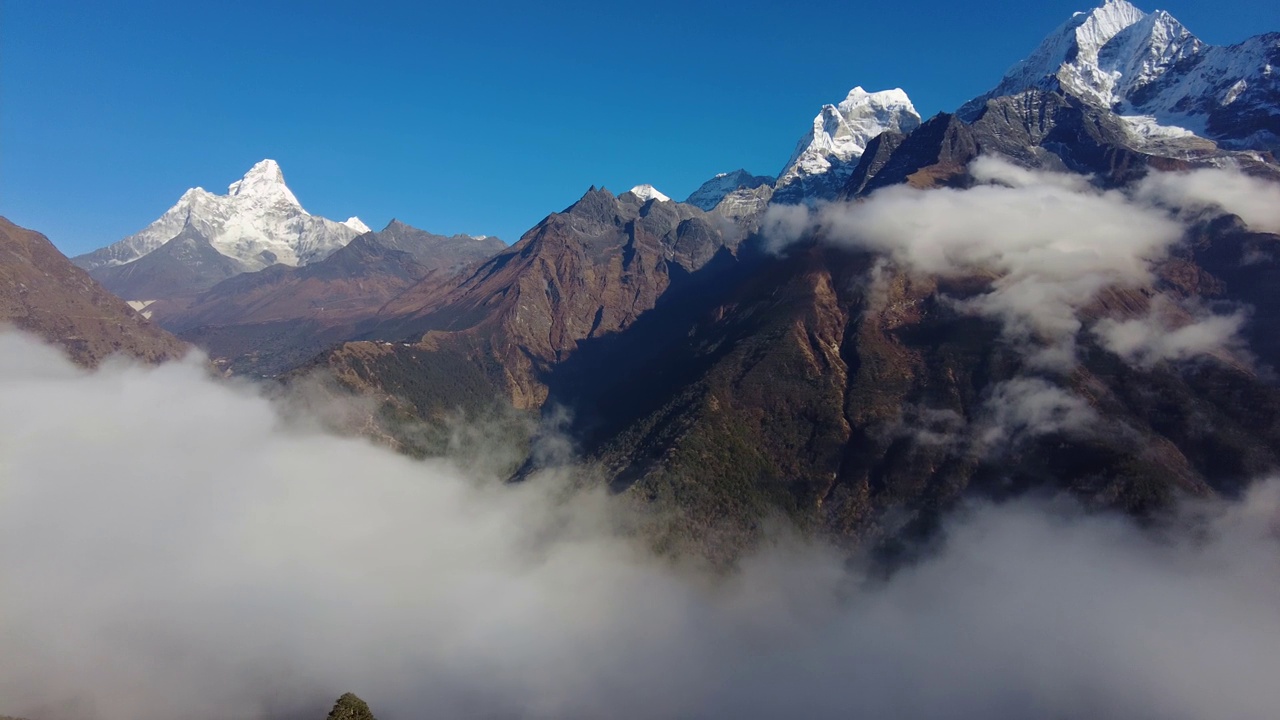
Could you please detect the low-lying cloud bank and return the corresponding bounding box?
[1135,167,1280,234]
[3,332,1280,720]
[764,158,1266,370]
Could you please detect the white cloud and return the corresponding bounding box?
[760,202,812,252]
[4,334,1280,720]
[1135,168,1280,234]
[969,155,1094,192]
[1094,297,1247,367]
[763,158,1280,370]
[977,377,1100,451]
[764,158,1184,367]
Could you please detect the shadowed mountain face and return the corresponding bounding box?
[284,51,1280,554]
[0,217,187,366]
[534,226,1280,555]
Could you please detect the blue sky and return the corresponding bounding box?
[3,0,1277,254]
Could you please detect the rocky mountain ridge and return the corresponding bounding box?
[285,1,1280,553]
[958,0,1280,151]
[26,0,1280,555]
[684,170,775,211]
[0,216,187,366]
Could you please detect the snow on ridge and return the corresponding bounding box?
[976,0,1148,109]
[963,1,1278,146]
[628,184,672,202]
[684,169,775,211]
[78,160,364,271]
[343,217,372,234]
[775,86,921,201]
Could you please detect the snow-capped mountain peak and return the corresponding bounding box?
[965,0,1148,110]
[684,169,774,211]
[226,159,301,208]
[774,86,921,203]
[1100,10,1203,94]
[343,217,372,234]
[628,184,671,202]
[73,160,364,272]
[960,1,1279,151]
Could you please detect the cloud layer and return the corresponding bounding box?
[764,159,1268,372]
[1093,296,1248,367]
[1135,167,1280,234]
[3,333,1280,720]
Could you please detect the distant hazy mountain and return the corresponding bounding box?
[73,160,368,298]
[0,216,187,366]
[351,219,503,274]
[150,219,505,376]
[90,224,251,300]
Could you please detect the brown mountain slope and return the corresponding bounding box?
[281,100,1280,559]
[0,217,187,366]
[303,170,1280,558]
[316,188,742,412]
[542,235,1280,556]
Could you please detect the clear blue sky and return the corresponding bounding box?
[3,0,1277,254]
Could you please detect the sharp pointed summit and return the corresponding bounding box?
[74,159,366,285]
[71,160,369,299]
[222,158,305,210]
[960,0,1152,112]
[626,184,671,203]
[774,87,921,204]
[959,1,1278,150]
[227,157,285,190]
